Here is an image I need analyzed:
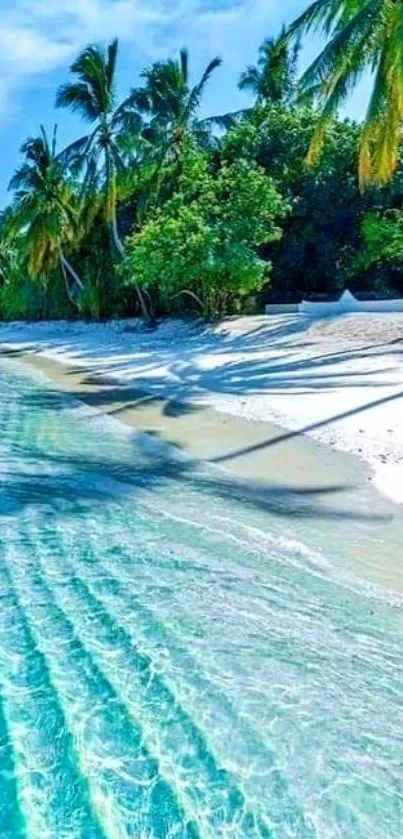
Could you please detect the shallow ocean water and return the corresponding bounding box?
[0,358,402,838]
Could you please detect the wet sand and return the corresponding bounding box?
[4,348,403,594]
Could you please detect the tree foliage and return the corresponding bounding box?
[222,104,370,298]
[6,127,84,306]
[288,0,403,187]
[346,209,403,294]
[239,29,299,105]
[1,19,403,322]
[124,146,286,316]
[129,49,222,158]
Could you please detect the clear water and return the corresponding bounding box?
[0,359,402,839]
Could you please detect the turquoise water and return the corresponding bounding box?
[0,359,402,838]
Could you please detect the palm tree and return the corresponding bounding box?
[288,0,403,188]
[55,39,149,318]
[128,48,222,158]
[8,127,83,305]
[239,29,298,105]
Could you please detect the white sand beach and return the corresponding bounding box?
[1,311,403,505]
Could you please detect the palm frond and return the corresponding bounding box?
[184,56,222,124]
[56,82,99,122]
[195,56,222,98]
[239,66,260,93]
[239,30,298,103]
[56,134,92,169]
[288,0,403,186]
[200,109,249,131]
[57,41,118,121]
[51,124,58,159]
[180,48,188,85]
[288,0,363,39]
[359,3,403,185]
[299,0,384,95]
[125,88,151,114]
[110,99,143,134]
[106,39,119,97]
[8,164,39,193]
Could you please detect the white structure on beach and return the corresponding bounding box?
[299,289,403,316]
[265,290,403,316]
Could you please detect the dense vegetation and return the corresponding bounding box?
[2,5,403,321]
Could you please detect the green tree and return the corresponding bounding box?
[239,29,299,105]
[289,0,403,187]
[8,127,83,306]
[124,146,286,316]
[56,39,149,317]
[222,104,366,299]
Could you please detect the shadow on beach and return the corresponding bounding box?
[3,380,394,526]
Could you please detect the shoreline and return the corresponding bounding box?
[0,313,402,508]
[4,346,403,595]
[3,346,372,489]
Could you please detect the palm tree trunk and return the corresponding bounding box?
[110,209,152,321]
[105,151,151,322]
[60,253,84,291]
[59,255,82,308]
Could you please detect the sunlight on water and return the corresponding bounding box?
[0,359,402,838]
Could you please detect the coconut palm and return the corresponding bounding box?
[288,0,403,188]
[55,38,149,317]
[8,127,83,305]
[239,29,299,105]
[128,48,222,158]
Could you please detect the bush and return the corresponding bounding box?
[124,147,287,317]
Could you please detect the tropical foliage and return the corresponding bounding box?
[288,0,403,187]
[239,29,298,105]
[124,145,285,316]
[2,10,403,322]
[129,48,222,158]
[6,127,83,306]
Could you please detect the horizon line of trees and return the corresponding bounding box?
[1,2,403,322]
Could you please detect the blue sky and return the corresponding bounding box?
[0,0,369,206]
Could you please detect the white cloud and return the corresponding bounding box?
[0,0,304,120]
[0,26,73,74]
[0,1,165,107]
[1,1,169,71]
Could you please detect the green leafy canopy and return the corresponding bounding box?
[123,145,287,317]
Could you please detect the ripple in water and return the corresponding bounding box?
[0,359,401,838]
